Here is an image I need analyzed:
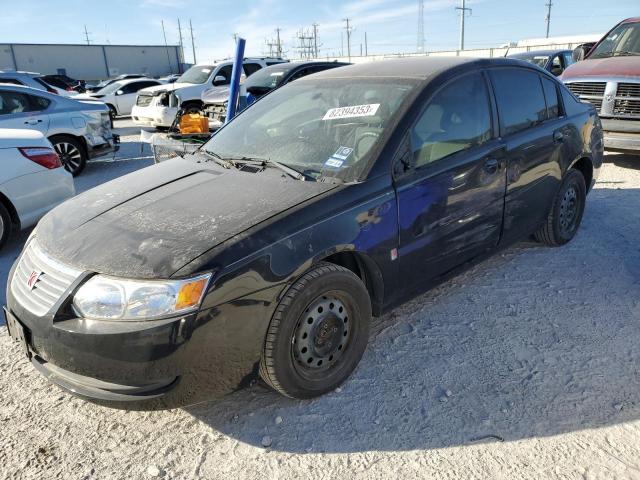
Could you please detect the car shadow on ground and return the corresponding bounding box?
[186,187,640,454]
[605,152,640,170]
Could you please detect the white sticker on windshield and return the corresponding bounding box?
[323,103,380,121]
[333,146,354,160]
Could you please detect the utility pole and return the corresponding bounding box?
[545,0,553,38]
[455,0,472,51]
[343,18,353,62]
[341,31,344,57]
[161,20,173,73]
[417,0,425,53]
[276,28,283,57]
[189,19,197,64]
[177,19,184,68]
[233,33,238,44]
[83,25,92,45]
[312,23,319,58]
[365,31,368,56]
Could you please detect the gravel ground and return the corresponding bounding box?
[1,129,640,479]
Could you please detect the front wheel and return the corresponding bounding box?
[534,168,586,246]
[0,202,12,250]
[260,262,371,399]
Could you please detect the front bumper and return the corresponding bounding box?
[132,105,177,128]
[4,250,283,410]
[601,118,640,154]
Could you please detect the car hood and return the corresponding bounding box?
[562,56,640,79]
[139,82,194,95]
[36,157,335,279]
[201,86,231,104]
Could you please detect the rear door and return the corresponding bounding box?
[395,71,507,289]
[0,90,51,135]
[488,67,565,244]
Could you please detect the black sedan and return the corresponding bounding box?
[4,57,603,409]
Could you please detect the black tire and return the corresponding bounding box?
[534,168,586,246]
[50,135,87,177]
[182,103,203,115]
[107,104,118,121]
[260,262,372,399]
[0,202,11,250]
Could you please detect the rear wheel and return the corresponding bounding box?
[534,169,586,246]
[50,136,87,177]
[107,104,118,121]
[0,202,12,250]
[260,262,371,399]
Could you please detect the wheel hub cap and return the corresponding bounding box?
[293,295,350,370]
[559,186,578,233]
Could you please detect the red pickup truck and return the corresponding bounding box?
[562,17,640,155]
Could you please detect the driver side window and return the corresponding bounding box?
[411,72,492,168]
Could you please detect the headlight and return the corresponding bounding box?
[73,273,212,321]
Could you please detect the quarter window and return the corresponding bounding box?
[0,91,49,115]
[411,72,492,168]
[541,77,560,119]
[243,63,262,76]
[490,68,547,136]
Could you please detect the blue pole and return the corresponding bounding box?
[226,37,246,123]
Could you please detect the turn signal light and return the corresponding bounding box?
[19,147,62,169]
[175,277,209,310]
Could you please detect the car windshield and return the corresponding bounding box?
[203,77,418,183]
[96,81,125,95]
[177,65,214,84]
[514,54,550,67]
[244,66,293,90]
[590,21,640,58]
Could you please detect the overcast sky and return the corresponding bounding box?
[2,0,638,61]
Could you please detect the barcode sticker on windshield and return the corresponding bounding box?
[323,104,380,120]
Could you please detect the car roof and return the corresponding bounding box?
[305,57,529,81]
[111,78,160,86]
[509,49,569,57]
[621,17,640,24]
[0,83,49,94]
[0,71,40,78]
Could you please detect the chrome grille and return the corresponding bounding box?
[11,241,82,316]
[614,98,640,116]
[566,82,607,97]
[617,83,640,98]
[136,95,153,107]
[580,97,603,111]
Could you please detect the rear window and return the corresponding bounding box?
[0,78,25,86]
[490,68,547,136]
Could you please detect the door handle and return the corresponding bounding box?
[483,158,499,174]
[24,119,42,125]
[553,131,565,143]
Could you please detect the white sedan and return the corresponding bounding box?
[75,78,164,118]
[0,129,74,249]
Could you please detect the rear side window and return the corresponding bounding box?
[490,68,547,136]
[243,63,262,76]
[124,81,159,93]
[0,91,49,114]
[411,72,492,168]
[541,77,560,119]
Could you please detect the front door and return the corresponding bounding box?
[395,71,507,290]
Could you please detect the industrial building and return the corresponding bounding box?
[0,43,185,81]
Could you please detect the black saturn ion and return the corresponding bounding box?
[4,57,603,409]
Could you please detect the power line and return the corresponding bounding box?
[454,0,472,50]
[265,28,284,58]
[177,19,184,69]
[295,28,315,59]
[545,1,553,38]
[417,0,425,53]
[312,23,320,58]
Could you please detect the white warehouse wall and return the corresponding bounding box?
[0,43,183,81]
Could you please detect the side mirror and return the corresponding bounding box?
[212,75,227,86]
[551,66,563,76]
[116,89,124,96]
[572,42,595,62]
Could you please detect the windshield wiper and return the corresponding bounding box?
[592,50,640,58]
[613,51,640,56]
[202,149,233,169]
[228,156,313,181]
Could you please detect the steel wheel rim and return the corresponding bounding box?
[54,142,82,173]
[559,185,579,235]
[292,294,352,373]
